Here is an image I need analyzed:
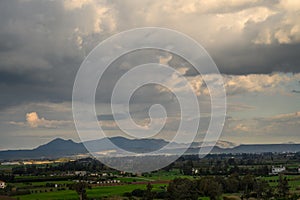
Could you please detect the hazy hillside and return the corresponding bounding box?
[1,137,300,161]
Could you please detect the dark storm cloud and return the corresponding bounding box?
[0,0,106,109]
[0,0,300,111]
[0,34,23,52]
[210,43,300,75]
[112,0,300,75]
[0,71,40,85]
[210,9,300,75]
[158,42,300,75]
[1,0,300,148]
[98,114,127,121]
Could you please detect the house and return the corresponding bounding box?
[75,171,87,176]
[192,168,199,175]
[0,180,6,189]
[271,166,286,175]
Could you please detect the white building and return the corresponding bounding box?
[271,166,286,175]
[192,168,199,175]
[75,171,87,176]
[0,180,6,189]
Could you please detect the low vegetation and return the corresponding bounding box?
[1,152,300,199]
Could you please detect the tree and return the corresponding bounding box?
[225,175,240,193]
[143,183,153,200]
[73,182,88,200]
[241,174,255,198]
[181,160,194,175]
[167,178,198,200]
[197,177,222,200]
[254,179,270,199]
[131,189,144,197]
[277,175,289,198]
[206,181,222,200]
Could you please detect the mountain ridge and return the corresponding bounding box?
[1,137,300,161]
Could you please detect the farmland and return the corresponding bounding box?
[1,153,300,199]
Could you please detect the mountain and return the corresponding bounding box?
[0,138,88,160]
[35,138,87,155]
[190,140,237,149]
[221,144,300,154]
[180,144,300,155]
[84,137,168,153]
[0,137,170,160]
[1,137,300,161]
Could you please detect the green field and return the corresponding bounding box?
[144,169,194,181]
[9,171,185,200]
[16,184,167,200]
[12,174,300,199]
[13,180,74,188]
[16,189,78,200]
[260,175,300,190]
[118,177,154,182]
[2,156,300,200]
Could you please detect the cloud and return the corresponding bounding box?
[0,0,299,147]
[223,111,300,143]
[159,54,173,65]
[113,0,300,74]
[26,112,72,128]
[155,72,300,97]
[26,112,46,128]
[292,90,300,93]
[63,0,93,11]
[63,0,116,34]
[223,73,300,95]
[227,103,256,112]
[0,0,116,74]
[9,112,72,128]
[0,0,299,110]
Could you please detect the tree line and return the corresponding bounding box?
[123,174,294,200]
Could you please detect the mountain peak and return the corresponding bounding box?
[40,138,75,146]
[50,137,68,142]
[34,137,83,152]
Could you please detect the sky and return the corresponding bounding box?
[0,0,300,150]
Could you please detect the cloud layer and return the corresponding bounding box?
[0,0,300,148]
[0,0,299,109]
[9,111,72,129]
[25,112,71,128]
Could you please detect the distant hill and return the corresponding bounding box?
[1,137,300,161]
[185,143,300,155]
[223,144,300,154]
[84,136,169,153]
[0,137,170,160]
[0,138,88,160]
[190,140,237,149]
